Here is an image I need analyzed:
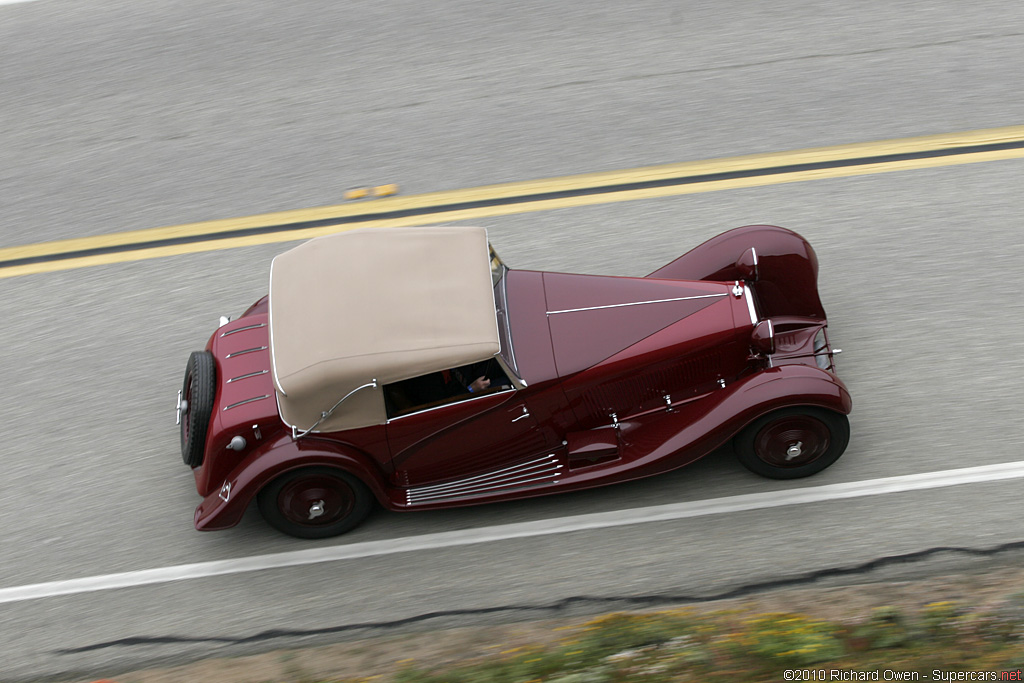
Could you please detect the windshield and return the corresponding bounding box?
[490,246,520,379]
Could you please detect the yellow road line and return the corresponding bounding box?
[2,125,1023,279]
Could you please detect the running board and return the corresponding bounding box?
[404,454,562,506]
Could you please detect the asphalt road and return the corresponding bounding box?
[2,0,1024,680]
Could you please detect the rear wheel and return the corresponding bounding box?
[258,467,373,539]
[734,407,849,479]
[180,351,215,468]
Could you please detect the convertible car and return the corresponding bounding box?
[177,225,851,538]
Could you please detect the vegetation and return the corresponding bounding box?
[351,594,1024,683]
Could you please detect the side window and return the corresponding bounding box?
[384,359,512,419]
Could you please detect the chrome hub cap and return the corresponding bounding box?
[786,442,803,460]
[175,390,189,425]
[754,417,830,468]
[278,474,356,528]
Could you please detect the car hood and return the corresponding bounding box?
[541,272,734,376]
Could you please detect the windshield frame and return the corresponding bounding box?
[490,248,526,388]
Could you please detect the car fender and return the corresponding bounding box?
[194,435,391,531]
[618,364,851,472]
[647,225,826,319]
[734,364,852,420]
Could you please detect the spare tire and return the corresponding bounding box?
[180,350,216,467]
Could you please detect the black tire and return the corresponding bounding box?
[258,467,373,539]
[734,407,850,479]
[180,351,216,468]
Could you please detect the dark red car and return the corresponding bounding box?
[178,225,851,538]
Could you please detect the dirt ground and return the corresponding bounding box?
[62,561,1024,683]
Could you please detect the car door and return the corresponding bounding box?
[386,388,551,488]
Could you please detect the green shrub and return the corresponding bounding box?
[920,601,963,641]
[984,592,1024,643]
[744,612,845,666]
[851,606,910,649]
[573,611,698,661]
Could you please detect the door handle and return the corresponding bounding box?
[511,406,530,423]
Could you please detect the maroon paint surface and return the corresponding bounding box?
[187,226,851,531]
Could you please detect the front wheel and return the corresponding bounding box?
[257,467,373,538]
[734,407,850,479]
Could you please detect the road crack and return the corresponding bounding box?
[55,539,1024,654]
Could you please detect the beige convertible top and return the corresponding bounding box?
[269,226,500,432]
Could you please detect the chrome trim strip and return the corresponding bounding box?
[223,395,271,410]
[408,455,556,492]
[274,391,292,430]
[225,346,267,358]
[745,286,758,325]
[406,464,561,501]
[407,467,562,504]
[385,388,515,422]
[221,323,266,337]
[498,268,521,376]
[484,233,501,356]
[268,257,284,396]
[547,293,725,315]
[292,379,378,438]
[407,456,559,495]
[227,369,270,383]
[784,350,841,360]
[408,476,560,504]
[494,354,527,389]
[407,468,562,502]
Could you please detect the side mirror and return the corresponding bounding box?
[751,319,775,355]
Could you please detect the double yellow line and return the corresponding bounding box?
[2,125,1023,279]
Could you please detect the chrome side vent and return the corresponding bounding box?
[405,454,562,506]
[221,323,267,337]
[225,346,267,358]
[227,369,270,383]
[224,395,271,411]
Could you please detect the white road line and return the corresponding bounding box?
[0,0,43,5]
[3,461,1024,605]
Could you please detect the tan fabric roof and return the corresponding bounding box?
[269,226,500,432]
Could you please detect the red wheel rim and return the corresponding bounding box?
[278,474,356,527]
[753,415,831,467]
